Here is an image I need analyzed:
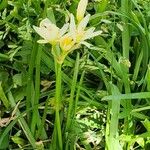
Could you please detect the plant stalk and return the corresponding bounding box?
[54,56,63,150]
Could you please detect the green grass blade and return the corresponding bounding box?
[102,92,150,101]
[107,83,122,150]
[66,53,80,131]
[7,91,37,148]
[31,45,42,136]
[26,39,38,122]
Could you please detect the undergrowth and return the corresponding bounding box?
[0,0,150,149]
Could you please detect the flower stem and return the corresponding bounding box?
[54,57,63,150]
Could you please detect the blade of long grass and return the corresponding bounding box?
[121,0,130,59]
[30,44,42,136]
[121,1,133,141]
[131,112,149,120]
[26,38,38,122]
[107,83,122,150]
[7,91,37,148]
[102,92,150,100]
[131,0,150,71]
[0,103,37,147]
[132,106,150,112]
[146,65,150,92]
[74,70,85,116]
[132,51,143,82]
[0,53,9,60]
[36,98,49,139]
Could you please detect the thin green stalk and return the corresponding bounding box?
[132,51,143,83]
[121,0,131,97]
[51,125,57,149]
[65,53,80,150]
[50,60,62,150]
[55,64,62,150]
[74,70,85,117]
[41,49,72,85]
[65,53,79,131]
[64,71,85,150]
[53,58,63,150]
[121,0,130,59]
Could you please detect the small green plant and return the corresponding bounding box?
[33,0,102,149]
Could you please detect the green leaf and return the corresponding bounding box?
[0,0,8,11]
[142,119,150,132]
[0,82,10,108]
[0,132,9,149]
[46,8,56,24]
[136,137,145,148]
[11,136,25,145]
[13,74,22,87]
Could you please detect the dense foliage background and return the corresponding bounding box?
[0,0,150,149]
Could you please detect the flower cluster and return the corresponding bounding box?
[33,0,102,64]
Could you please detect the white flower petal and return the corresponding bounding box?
[86,27,95,32]
[82,27,95,40]
[40,18,52,28]
[84,30,102,40]
[77,0,88,22]
[33,26,51,40]
[77,14,90,32]
[40,18,59,35]
[85,27,95,34]
[70,14,76,40]
[50,23,60,32]
[59,23,69,37]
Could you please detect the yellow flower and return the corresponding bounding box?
[77,0,88,23]
[58,33,79,64]
[33,18,69,45]
[59,33,75,52]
